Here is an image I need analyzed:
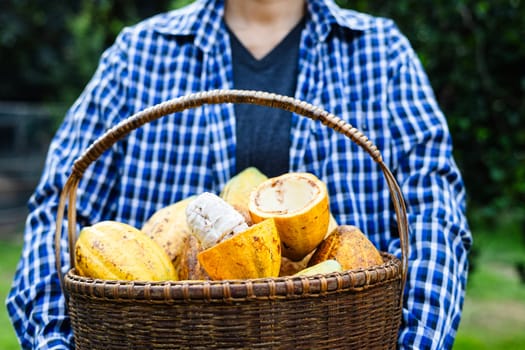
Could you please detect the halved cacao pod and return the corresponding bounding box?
[293,259,342,277]
[248,172,330,261]
[197,218,281,280]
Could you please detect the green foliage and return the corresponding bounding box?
[453,204,525,349]
[170,0,195,8]
[1,0,524,216]
[0,0,172,103]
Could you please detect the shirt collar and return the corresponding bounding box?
[152,0,225,52]
[307,0,375,42]
[152,0,375,51]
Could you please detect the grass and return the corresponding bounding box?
[455,262,525,349]
[454,213,525,349]
[1,213,524,349]
[0,236,23,350]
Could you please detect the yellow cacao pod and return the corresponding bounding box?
[293,259,342,277]
[308,225,384,271]
[220,167,268,224]
[141,196,195,273]
[75,220,178,281]
[249,172,330,261]
[197,218,281,280]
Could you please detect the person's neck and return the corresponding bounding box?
[224,0,306,59]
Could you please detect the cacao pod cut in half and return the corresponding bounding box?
[279,211,339,276]
[248,172,330,262]
[141,196,195,272]
[327,212,339,237]
[197,218,281,280]
[75,220,178,281]
[308,225,384,271]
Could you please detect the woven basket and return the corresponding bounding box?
[55,89,409,350]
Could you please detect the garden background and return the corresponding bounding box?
[1,0,524,348]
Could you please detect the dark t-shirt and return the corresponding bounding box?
[228,19,304,177]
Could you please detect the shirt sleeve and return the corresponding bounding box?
[385,25,473,349]
[5,30,131,349]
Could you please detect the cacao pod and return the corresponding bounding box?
[308,225,384,271]
[249,172,330,261]
[197,218,281,280]
[75,220,178,281]
[293,259,342,277]
[141,196,195,272]
[220,167,268,224]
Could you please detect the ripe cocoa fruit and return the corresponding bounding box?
[75,220,177,281]
[293,259,342,277]
[249,172,330,261]
[220,167,268,224]
[197,218,281,280]
[141,196,195,272]
[308,225,384,271]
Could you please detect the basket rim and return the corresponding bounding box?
[64,252,401,303]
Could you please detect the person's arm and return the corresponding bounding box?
[5,29,131,349]
[385,24,472,349]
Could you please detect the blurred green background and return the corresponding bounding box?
[1,0,524,349]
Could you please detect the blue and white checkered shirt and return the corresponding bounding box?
[6,0,472,348]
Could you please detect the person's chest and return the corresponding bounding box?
[114,31,394,238]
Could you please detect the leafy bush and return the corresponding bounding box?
[0,0,173,103]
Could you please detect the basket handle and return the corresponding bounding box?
[55,89,409,297]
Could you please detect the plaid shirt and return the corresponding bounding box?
[6,0,472,348]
